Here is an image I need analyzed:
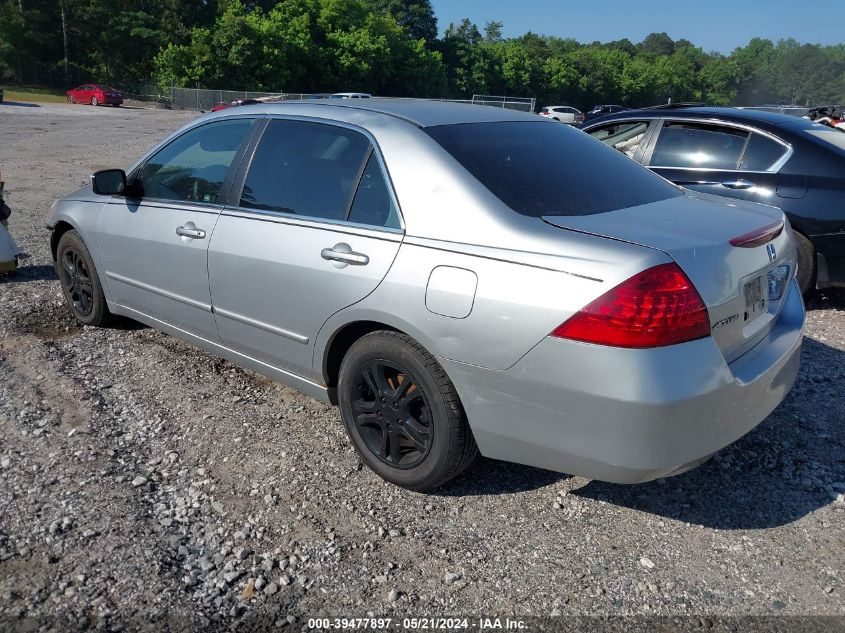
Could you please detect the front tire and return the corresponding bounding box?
[91,96,98,106]
[794,232,816,295]
[338,331,478,491]
[56,230,113,327]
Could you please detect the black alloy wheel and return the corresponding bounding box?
[338,330,478,490]
[60,247,94,316]
[55,229,113,327]
[350,359,433,469]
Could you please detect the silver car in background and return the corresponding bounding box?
[48,101,804,490]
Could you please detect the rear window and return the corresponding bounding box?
[739,133,787,171]
[425,121,680,217]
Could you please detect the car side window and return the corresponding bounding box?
[348,154,401,229]
[239,119,370,222]
[739,133,787,171]
[137,119,254,204]
[650,122,749,169]
[588,121,651,159]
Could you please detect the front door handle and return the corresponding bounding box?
[321,243,369,267]
[721,179,755,190]
[176,222,206,240]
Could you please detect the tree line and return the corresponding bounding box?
[1,0,844,108]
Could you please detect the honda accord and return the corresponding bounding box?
[47,100,804,490]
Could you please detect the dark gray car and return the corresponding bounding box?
[584,106,845,293]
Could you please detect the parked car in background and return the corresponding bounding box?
[584,104,626,122]
[48,100,803,490]
[583,105,845,293]
[331,92,372,99]
[210,98,261,112]
[539,105,584,125]
[66,84,123,107]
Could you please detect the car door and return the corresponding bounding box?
[207,118,403,378]
[96,117,257,341]
[644,119,789,203]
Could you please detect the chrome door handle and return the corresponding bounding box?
[321,243,369,266]
[176,224,206,239]
[721,179,754,190]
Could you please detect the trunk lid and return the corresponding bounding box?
[543,191,796,362]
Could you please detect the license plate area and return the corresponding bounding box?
[743,275,766,322]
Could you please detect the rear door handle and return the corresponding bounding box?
[176,223,206,239]
[721,179,755,190]
[321,243,369,266]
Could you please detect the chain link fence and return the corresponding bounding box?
[471,94,536,112]
[122,84,536,113]
[737,105,809,117]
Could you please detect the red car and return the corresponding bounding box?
[210,98,261,112]
[66,84,124,107]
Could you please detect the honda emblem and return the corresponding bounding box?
[767,243,776,262]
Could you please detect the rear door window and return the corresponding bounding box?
[739,133,788,171]
[425,121,680,217]
[347,154,401,229]
[239,119,371,223]
[588,121,652,159]
[649,122,749,169]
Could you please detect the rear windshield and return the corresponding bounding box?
[425,121,681,217]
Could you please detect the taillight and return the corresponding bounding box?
[551,263,710,348]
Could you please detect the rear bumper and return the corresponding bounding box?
[444,279,805,484]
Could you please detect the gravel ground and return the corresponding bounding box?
[0,101,843,632]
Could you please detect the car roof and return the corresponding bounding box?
[217,98,540,128]
[587,106,814,129]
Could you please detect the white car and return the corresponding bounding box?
[539,105,584,125]
[331,92,372,99]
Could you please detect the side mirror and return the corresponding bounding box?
[91,169,126,196]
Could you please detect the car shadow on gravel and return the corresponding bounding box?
[573,336,845,530]
[0,264,58,283]
[805,287,845,311]
[434,457,568,496]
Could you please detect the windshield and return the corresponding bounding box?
[425,121,681,217]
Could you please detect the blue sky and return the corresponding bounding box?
[430,0,843,53]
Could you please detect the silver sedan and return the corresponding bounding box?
[48,100,804,490]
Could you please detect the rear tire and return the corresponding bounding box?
[338,331,478,491]
[794,232,816,295]
[56,230,114,327]
[91,96,98,106]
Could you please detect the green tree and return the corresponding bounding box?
[366,0,436,43]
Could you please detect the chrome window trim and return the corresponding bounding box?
[646,117,794,173]
[104,199,225,215]
[233,114,406,233]
[220,207,404,242]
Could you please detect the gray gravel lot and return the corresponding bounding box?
[0,100,843,631]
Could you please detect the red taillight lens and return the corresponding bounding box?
[551,263,710,348]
